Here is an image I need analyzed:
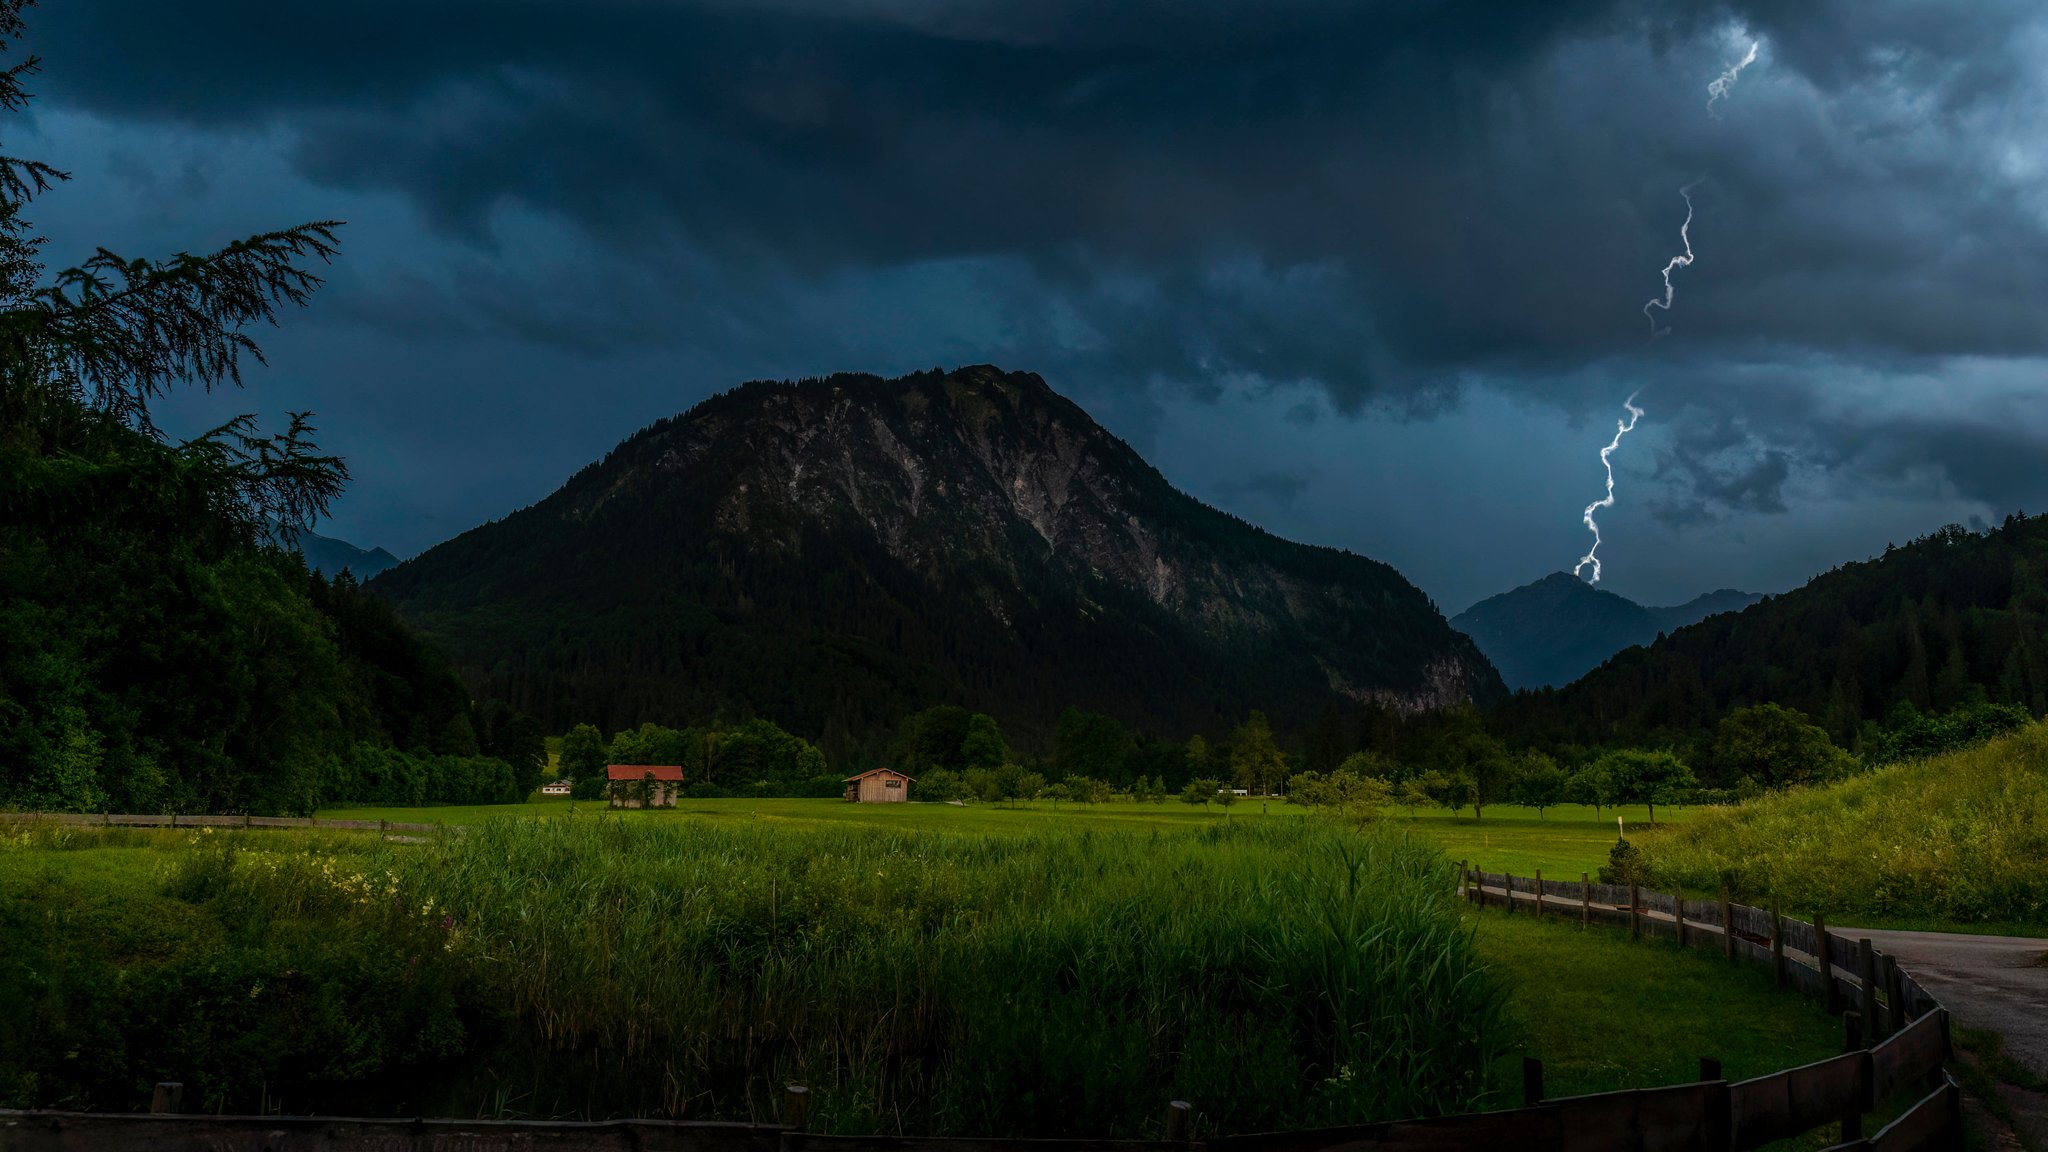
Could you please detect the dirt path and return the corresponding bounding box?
[1836,928,2048,1079]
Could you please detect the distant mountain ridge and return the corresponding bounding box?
[1494,517,2048,750]
[371,366,1503,759]
[1451,572,1762,691]
[299,533,400,580]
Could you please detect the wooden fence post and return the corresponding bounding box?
[1841,1012,1864,1141]
[150,1082,183,1114]
[1945,1074,1963,1142]
[1522,1057,1545,1106]
[1771,902,1786,987]
[1675,885,1687,948]
[1720,884,1735,962]
[1166,1100,1191,1142]
[1580,872,1591,929]
[783,1083,809,1131]
[1857,939,1881,1038]
[1504,872,1515,914]
[1876,953,1900,1036]
[1534,869,1544,920]
[1816,912,1837,1014]
[1629,882,1641,939]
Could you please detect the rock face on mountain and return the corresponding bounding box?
[1451,572,1761,691]
[372,366,1501,754]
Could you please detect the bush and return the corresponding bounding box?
[327,745,521,807]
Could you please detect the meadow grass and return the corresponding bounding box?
[2,819,1510,1135]
[319,798,1688,878]
[1633,721,2048,927]
[1474,912,1840,1099]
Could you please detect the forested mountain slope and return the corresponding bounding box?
[1496,518,2048,750]
[1452,573,1760,691]
[374,366,1501,761]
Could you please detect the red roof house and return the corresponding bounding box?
[605,764,684,808]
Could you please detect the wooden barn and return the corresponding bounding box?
[606,764,684,808]
[843,768,913,803]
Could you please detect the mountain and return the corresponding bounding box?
[1494,517,2048,754]
[371,366,1502,759]
[299,533,400,580]
[1451,573,1761,691]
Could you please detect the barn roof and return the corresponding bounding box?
[606,764,685,781]
[843,768,916,782]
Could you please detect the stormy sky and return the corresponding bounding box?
[27,1,2048,611]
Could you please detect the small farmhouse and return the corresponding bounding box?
[538,779,573,797]
[607,764,684,808]
[843,768,913,803]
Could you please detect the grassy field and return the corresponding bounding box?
[4,819,1508,1134]
[0,809,1835,1135]
[1475,912,1839,1100]
[1634,721,2048,929]
[320,797,1689,878]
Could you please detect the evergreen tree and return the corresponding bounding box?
[1306,700,1345,775]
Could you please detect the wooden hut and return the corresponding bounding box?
[842,768,914,803]
[606,764,684,808]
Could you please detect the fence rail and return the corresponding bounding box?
[1458,865,1958,1151]
[0,811,445,836]
[0,830,1964,1151]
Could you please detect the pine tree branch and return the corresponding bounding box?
[9,221,343,430]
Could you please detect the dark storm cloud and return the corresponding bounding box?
[39,0,2048,534]
[1214,468,1316,509]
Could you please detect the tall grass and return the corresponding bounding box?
[414,818,1507,1134]
[1633,721,2048,924]
[3,819,1508,1134]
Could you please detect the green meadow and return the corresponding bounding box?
[0,805,1838,1137]
[320,797,1691,878]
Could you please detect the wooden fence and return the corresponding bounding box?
[0,836,1962,1151]
[1458,866,1960,1151]
[0,811,444,837]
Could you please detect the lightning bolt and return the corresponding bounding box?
[1706,40,1760,119]
[1573,393,1645,584]
[1572,36,1760,586]
[1642,182,1700,337]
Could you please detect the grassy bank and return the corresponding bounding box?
[1,819,1508,1135]
[1633,721,2048,927]
[317,798,1688,877]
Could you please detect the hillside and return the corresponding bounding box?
[1451,573,1761,690]
[372,366,1501,760]
[1633,719,2048,924]
[1496,517,2048,750]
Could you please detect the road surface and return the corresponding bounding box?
[1837,928,2048,1079]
